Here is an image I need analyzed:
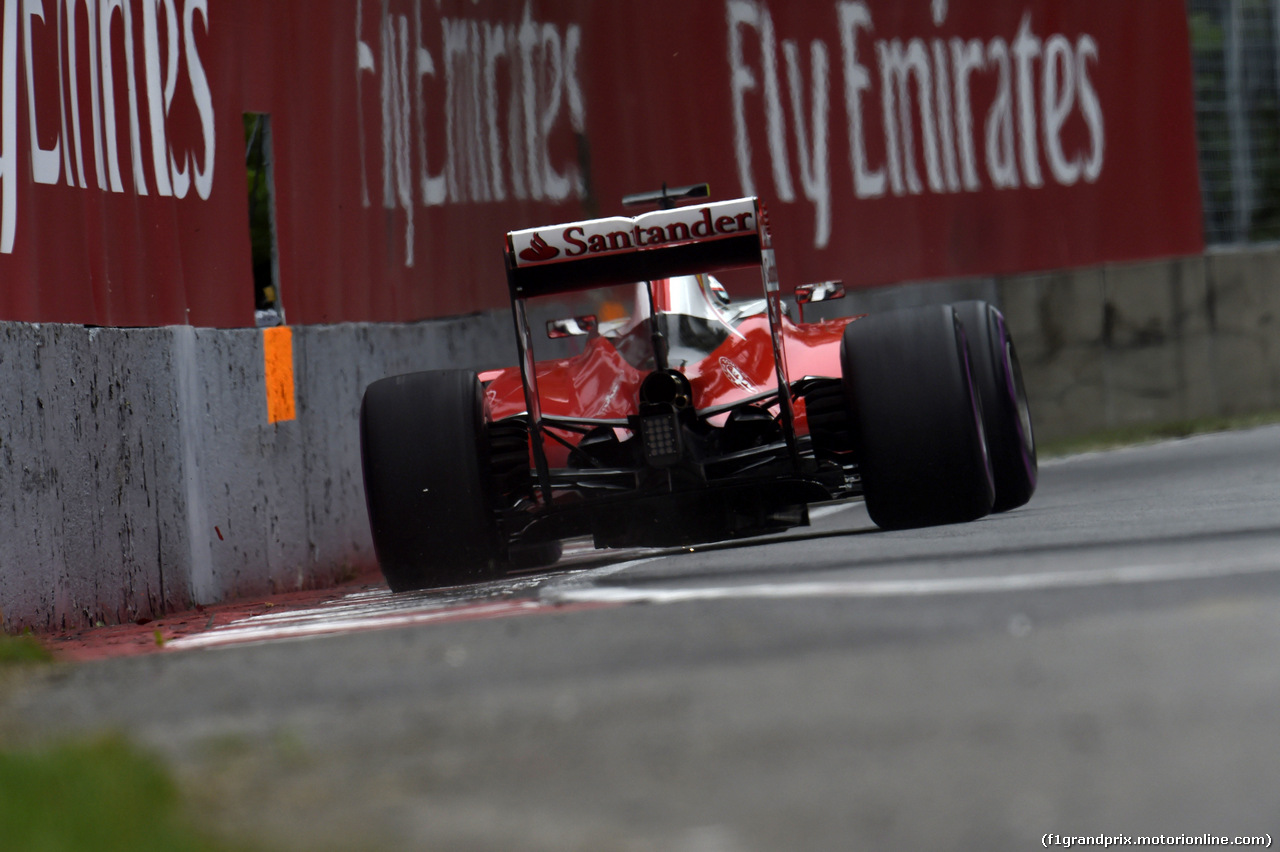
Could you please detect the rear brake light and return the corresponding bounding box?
[639,405,682,467]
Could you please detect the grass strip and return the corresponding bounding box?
[2,641,260,852]
[0,632,53,666]
[0,735,263,852]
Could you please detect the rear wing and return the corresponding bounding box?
[505,194,797,501]
[505,197,764,299]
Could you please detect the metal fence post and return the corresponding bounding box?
[1225,0,1252,242]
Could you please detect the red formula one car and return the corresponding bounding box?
[361,184,1036,592]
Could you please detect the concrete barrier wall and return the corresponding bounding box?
[996,247,1280,441]
[3,249,1278,630]
[0,314,519,631]
[814,246,1280,442]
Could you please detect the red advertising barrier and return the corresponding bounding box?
[0,0,1203,327]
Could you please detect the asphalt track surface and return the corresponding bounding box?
[5,426,1280,851]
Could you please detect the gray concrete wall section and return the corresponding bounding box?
[1204,247,1280,415]
[822,248,1280,442]
[0,324,180,631]
[997,249,1280,441]
[0,314,519,631]
[2,248,1278,630]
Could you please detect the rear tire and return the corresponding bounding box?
[360,369,501,591]
[952,301,1037,512]
[841,305,994,530]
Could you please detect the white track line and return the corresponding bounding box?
[541,558,1280,605]
[168,600,550,650]
[167,548,1278,651]
[167,556,667,651]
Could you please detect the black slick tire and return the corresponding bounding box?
[360,369,501,591]
[951,301,1037,512]
[840,304,995,530]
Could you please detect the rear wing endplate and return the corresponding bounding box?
[505,197,764,299]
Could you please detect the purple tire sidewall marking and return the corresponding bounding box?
[993,311,1036,480]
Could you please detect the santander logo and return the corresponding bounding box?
[519,233,560,263]
[508,197,760,268]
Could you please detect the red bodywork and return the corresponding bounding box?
[483,300,858,467]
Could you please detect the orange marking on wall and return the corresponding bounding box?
[263,326,296,423]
